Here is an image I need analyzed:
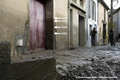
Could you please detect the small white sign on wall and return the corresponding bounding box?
[16,39,23,47]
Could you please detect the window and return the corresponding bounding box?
[94,2,96,21]
[91,1,96,21]
[89,0,90,18]
[92,1,94,20]
[89,0,92,18]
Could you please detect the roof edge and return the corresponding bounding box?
[98,0,110,10]
[113,7,120,14]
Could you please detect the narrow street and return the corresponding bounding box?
[12,43,120,80]
[0,0,120,80]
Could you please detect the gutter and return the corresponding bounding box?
[98,0,110,10]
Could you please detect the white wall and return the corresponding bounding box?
[85,0,98,47]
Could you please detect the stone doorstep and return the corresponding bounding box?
[10,58,56,80]
[0,57,57,80]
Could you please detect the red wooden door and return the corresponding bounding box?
[30,0,45,50]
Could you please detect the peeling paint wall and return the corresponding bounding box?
[72,8,79,47]
[0,0,28,56]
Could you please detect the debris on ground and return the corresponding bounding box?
[11,43,120,80]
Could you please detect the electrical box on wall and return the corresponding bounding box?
[16,39,23,47]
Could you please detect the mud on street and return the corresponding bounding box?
[12,43,120,80]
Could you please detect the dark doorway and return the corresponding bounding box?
[89,25,92,46]
[103,24,106,43]
[70,9,73,47]
[30,0,45,50]
[79,15,85,47]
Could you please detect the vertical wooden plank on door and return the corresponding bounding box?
[30,0,45,50]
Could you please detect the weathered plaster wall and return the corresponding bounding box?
[98,3,103,44]
[54,0,68,49]
[70,0,86,47]
[54,0,86,49]
[98,3,108,44]
[106,9,108,43]
[0,0,28,56]
[72,8,79,47]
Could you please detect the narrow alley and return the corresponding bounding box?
[0,0,120,80]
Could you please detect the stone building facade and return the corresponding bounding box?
[0,0,28,56]
[67,0,87,48]
[0,0,54,56]
[97,0,109,45]
[0,0,87,56]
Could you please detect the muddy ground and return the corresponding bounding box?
[12,43,120,80]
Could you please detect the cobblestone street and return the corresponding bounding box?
[1,0,120,80]
[12,43,120,80]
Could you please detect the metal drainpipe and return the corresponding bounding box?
[68,0,70,49]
